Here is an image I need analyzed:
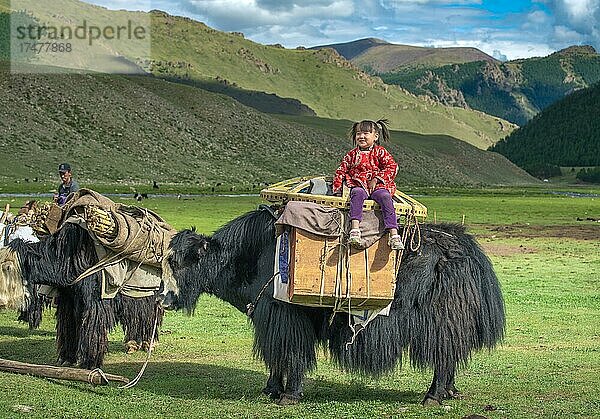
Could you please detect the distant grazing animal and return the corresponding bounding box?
[164,208,505,405]
[0,223,163,368]
[153,181,159,189]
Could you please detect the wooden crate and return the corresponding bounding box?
[288,228,396,310]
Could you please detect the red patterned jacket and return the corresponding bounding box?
[332,145,398,195]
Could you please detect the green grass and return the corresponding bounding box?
[1,190,599,418]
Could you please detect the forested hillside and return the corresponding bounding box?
[490,82,600,177]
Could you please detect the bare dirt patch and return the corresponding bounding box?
[478,224,600,241]
[480,242,537,257]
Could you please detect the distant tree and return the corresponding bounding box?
[524,163,562,179]
[576,167,600,183]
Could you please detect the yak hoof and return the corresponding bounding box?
[58,359,74,367]
[125,340,140,354]
[447,387,463,399]
[422,395,442,407]
[141,341,157,352]
[262,387,282,400]
[277,394,300,406]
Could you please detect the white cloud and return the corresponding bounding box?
[492,49,507,61]
[545,0,600,47]
[79,0,600,58]
[183,0,354,29]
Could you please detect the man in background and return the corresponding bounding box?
[55,163,79,206]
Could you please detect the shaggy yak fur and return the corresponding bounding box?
[1,223,163,368]
[165,207,505,406]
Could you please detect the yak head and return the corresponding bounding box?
[0,247,29,311]
[161,229,210,311]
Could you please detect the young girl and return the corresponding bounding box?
[332,119,403,250]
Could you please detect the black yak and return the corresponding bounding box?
[0,222,163,368]
[165,207,505,405]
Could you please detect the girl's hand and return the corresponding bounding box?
[368,178,378,194]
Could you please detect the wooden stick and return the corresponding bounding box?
[0,358,130,386]
[0,204,9,224]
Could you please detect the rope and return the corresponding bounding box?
[88,368,109,386]
[119,302,161,389]
[69,208,156,286]
[422,226,455,238]
[246,272,278,318]
[393,208,422,278]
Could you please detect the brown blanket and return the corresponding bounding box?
[275,201,388,248]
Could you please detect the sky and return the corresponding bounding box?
[82,0,600,60]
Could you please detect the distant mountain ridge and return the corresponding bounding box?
[311,38,497,72]
[309,38,390,60]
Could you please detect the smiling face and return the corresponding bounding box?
[355,128,378,150]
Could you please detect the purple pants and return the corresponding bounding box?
[349,187,398,230]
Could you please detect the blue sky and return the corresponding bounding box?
[82,0,600,60]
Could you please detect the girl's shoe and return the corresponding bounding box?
[349,228,361,246]
[388,234,404,250]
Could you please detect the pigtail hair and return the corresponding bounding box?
[376,119,390,143]
[347,119,391,145]
[348,122,360,145]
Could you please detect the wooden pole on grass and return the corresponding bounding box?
[0,358,129,386]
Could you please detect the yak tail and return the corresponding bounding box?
[398,224,505,373]
[327,223,505,377]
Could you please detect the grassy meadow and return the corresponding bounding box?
[0,190,598,418]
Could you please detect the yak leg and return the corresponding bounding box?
[423,372,445,406]
[75,291,115,369]
[253,302,317,405]
[278,368,305,405]
[423,364,459,405]
[445,370,461,399]
[55,292,78,366]
[262,370,284,399]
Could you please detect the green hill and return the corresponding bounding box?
[379,46,600,126]
[489,82,600,176]
[0,1,515,149]
[312,38,497,72]
[0,62,535,189]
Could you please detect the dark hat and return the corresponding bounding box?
[58,163,71,172]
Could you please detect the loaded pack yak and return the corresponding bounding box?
[165,207,505,406]
[0,222,163,369]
